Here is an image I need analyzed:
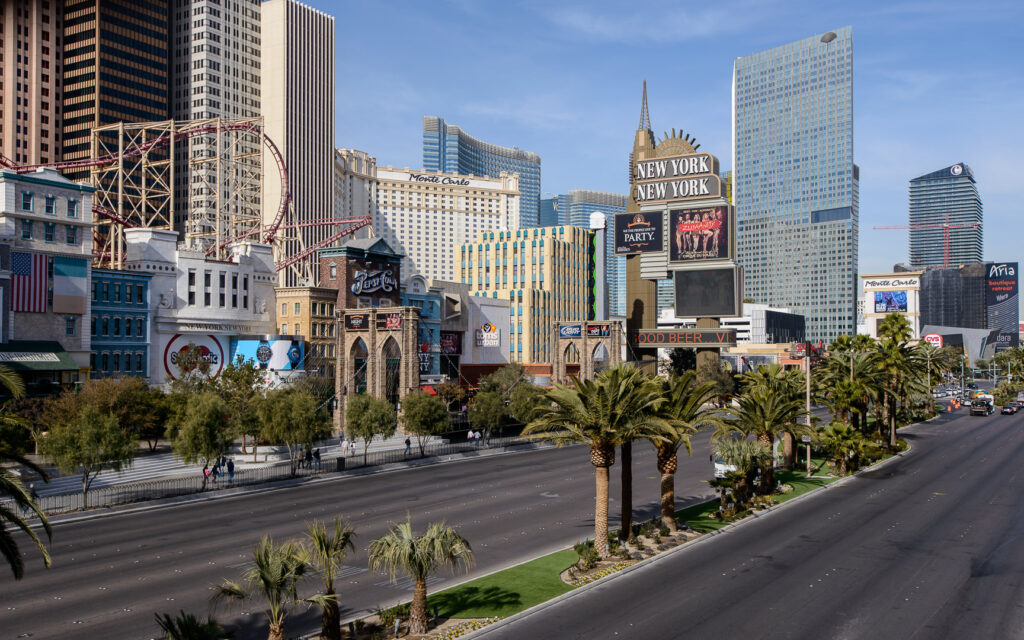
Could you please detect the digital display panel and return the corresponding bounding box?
[674,267,740,318]
[874,290,908,313]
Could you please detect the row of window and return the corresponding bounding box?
[20,191,79,217]
[280,301,336,317]
[91,351,146,375]
[20,219,79,245]
[92,280,146,305]
[91,315,146,339]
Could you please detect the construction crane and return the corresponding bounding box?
[873,214,978,268]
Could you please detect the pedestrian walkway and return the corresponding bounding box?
[30,433,446,497]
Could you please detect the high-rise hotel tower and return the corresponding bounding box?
[733,27,858,342]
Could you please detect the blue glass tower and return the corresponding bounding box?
[540,190,627,317]
[733,27,857,342]
[908,163,982,268]
[423,116,541,227]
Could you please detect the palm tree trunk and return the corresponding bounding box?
[783,432,795,470]
[268,620,285,640]
[757,433,774,494]
[594,464,610,558]
[81,473,88,509]
[409,577,429,634]
[321,588,341,640]
[619,441,633,541]
[656,445,678,532]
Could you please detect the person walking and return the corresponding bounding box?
[211,462,220,484]
[227,458,235,482]
[313,448,321,471]
[202,464,210,490]
[349,440,356,456]
[404,437,412,456]
[304,447,313,470]
[22,483,39,514]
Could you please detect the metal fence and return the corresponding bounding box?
[17,431,533,517]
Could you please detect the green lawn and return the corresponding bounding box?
[428,550,577,618]
[773,469,837,503]
[675,499,730,532]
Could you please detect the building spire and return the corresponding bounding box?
[638,80,651,132]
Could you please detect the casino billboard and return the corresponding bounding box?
[674,267,742,318]
[668,206,732,262]
[632,153,723,204]
[986,262,1019,350]
[615,211,664,254]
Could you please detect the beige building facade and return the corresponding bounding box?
[460,225,592,365]
[375,167,519,283]
[274,286,337,377]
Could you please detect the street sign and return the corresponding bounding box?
[801,435,812,443]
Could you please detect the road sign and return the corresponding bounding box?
[801,435,812,443]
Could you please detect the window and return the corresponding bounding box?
[136,318,144,338]
[113,317,120,337]
[281,324,288,334]
[218,272,225,306]
[102,317,109,336]
[44,195,56,215]
[101,282,109,301]
[243,276,248,308]
[91,317,96,336]
[113,283,121,303]
[231,273,238,307]
[65,316,76,336]
[136,285,144,303]
[20,219,32,240]
[101,353,109,371]
[188,269,196,305]
[294,302,300,314]
[113,353,120,372]
[281,302,287,316]
[92,281,98,302]
[329,263,337,279]
[67,199,79,218]
[135,352,143,372]
[65,224,78,245]
[204,270,211,306]
[126,284,133,304]
[20,191,32,211]
[43,222,55,242]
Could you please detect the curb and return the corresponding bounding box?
[34,441,557,528]
[463,426,923,638]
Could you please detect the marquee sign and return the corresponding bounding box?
[475,323,500,347]
[627,329,737,348]
[376,312,403,330]
[632,152,722,204]
[345,313,370,330]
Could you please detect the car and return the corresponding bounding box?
[1001,405,1017,415]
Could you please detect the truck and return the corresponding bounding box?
[970,394,995,416]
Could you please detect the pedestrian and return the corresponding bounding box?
[211,462,220,484]
[22,483,39,514]
[341,438,349,455]
[349,440,356,456]
[313,448,321,471]
[405,437,412,455]
[202,464,210,490]
[304,447,313,470]
[227,458,235,482]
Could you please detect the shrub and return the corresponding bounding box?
[573,539,599,571]
[375,602,410,628]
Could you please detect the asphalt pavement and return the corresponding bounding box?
[0,436,718,639]
[474,407,1024,640]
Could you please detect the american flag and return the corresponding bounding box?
[11,252,47,313]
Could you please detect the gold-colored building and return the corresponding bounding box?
[460,226,592,365]
[274,287,338,377]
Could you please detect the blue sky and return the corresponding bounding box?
[324,0,1023,275]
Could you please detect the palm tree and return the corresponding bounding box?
[874,315,916,447]
[300,518,356,640]
[154,610,232,640]
[653,372,724,531]
[718,387,810,493]
[213,536,330,640]
[740,364,805,468]
[368,519,474,635]
[1,364,52,580]
[709,438,771,509]
[818,423,867,475]
[524,364,672,556]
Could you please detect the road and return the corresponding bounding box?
[476,407,1024,640]
[0,437,718,639]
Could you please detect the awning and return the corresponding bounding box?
[420,385,437,395]
[0,341,80,372]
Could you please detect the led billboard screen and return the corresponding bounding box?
[874,290,908,313]
[669,207,731,262]
[674,267,740,318]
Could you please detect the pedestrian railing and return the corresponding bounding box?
[10,431,533,517]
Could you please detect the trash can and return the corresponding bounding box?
[336,457,346,472]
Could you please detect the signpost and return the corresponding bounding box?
[801,435,812,477]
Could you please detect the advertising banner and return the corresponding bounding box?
[627,329,737,348]
[614,212,664,255]
[559,324,582,338]
[475,323,500,347]
[375,312,403,330]
[163,334,226,381]
[674,267,740,318]
[669,207,730,262]
[987,263,1019,351]
[440,331,462,355]
[923,334,943,348]
[344,313,370,331]
[587,324,610,337]
[874,290,908,313]
[344,257,401,309]
[230,338,304,371]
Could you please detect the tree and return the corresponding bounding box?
[168,392,230,467]
[654,372,724,530]
[507,382,548,426]
[718,387,810,493]
[213,536,330,640]
[168,342,215,394]
[433,381,466,412]
[154,611,232,640]
[67,378,165,452]
[741,364,806,468]
[662,348,696,377]
[696,359,736,400]
[258,389,330,475]
[401,391,450,456]
[214,355,266,455]
[524,365,671,557]
[709,438,771,509]
[345,395,397,464]
[300,517,356,640]
[368,519,474,635]
[6,396,47,455]
[41,404,135,509]
[479,363,527,396]
[817,423,868,475]
[467,390,505,438]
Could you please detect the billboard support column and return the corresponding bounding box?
[626,254,658,374]
[695,317,721,371]
[334,314,345,435]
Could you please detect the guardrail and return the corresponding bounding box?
[12,430,532,517]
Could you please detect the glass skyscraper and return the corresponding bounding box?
[733,27,858,342]
[908,163,982,267]
[541,190,627,316]
[423,116,541,227]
